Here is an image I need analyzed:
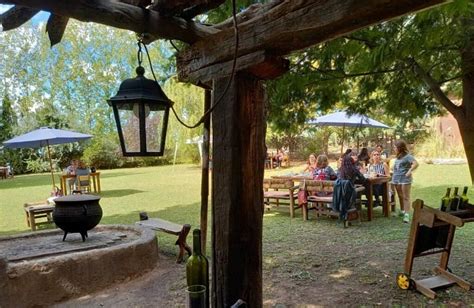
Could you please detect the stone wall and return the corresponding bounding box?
[0,225,159,307]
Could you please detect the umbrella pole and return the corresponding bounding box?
[46,142,56,191]
[340,125,345,155]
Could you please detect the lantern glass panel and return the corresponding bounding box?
[145,105,165,152]
[117,102,140,153]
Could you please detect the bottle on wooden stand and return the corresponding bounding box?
[440,187,451,212]
[449,187,461,212]
[460,186,469,209]
[186,229,209,308]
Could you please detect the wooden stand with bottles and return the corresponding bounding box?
[396,199,474,298]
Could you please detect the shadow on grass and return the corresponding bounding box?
[0,171,146,191]
[0,174,53,190]
[99,171,146,179]
[0,201,203,258]
[99,189,145,198]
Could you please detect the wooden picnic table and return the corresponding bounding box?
[271,174,313,182]
[274,174,391,221]
[365,176,391,221]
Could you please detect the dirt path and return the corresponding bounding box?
[57,217,474,307]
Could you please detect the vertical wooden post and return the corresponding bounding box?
[211,73,265,308]
[201,89,211,255]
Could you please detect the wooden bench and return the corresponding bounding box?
[24,201,55,231]
[263,178,300,218]
[301,180,364,226]
[136,212,191,263]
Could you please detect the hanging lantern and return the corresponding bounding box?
[108,41,172,156]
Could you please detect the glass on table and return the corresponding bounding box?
[186,285,206,308]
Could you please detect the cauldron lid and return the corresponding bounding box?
[55,194,101,202]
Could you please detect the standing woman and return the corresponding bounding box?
[392,140,418,223]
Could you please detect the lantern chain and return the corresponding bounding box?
[140,0,239,129]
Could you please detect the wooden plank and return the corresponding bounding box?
[416,275,454,289]
[46,14,69,46]
[418,211,436,227]
[177,0,448,83]
[212,74,265,308]
[2,0,216,44]
[136,218,183,234]
[404,200,423,274]
[0,6,39,31]
[439,224,456,269]
[117,0,151,7]
[415,281,437,299]
[185,51,289,84]
[435,266,472,290]
[153,0,225,19]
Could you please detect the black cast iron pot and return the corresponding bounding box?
[53,194,103,242]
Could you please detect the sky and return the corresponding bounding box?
[0,5,50,25]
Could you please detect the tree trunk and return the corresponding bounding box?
[459,34,474,184]
[211,73,265,307]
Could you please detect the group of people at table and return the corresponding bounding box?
[301,140,418,223]
[62,159,95,194]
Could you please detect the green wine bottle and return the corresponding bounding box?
[440,187,451,212]
[460,186,469,209]
[186,229,209,308]
[449,187,461,212]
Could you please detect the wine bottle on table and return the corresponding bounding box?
[460,186,469,209]
[449,187,461,212]
[440,187,451,212]
[186,229,209,308]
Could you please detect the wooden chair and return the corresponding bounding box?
[76,175,91,193]
[263,178,299,218]
[24,201,55,231]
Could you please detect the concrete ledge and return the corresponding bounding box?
[0,225,158,307]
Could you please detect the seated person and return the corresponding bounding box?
[313,154,337,181]
[333,155,367,219]
[65,159,78,175]
[367,150,389,206]
[350,150,366,174]
[375,144,389,162]
[338,155,367,184]
[74,160,91,190]
[64,159,78,193]
[303,153,317,174]
[358,147,370,169]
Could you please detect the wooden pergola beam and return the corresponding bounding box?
[176,0,448,83]
[153,0,225,19]
[0,0,217,43]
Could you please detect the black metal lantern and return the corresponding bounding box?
[108,64,172,156]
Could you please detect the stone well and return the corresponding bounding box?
[0,225,158,307]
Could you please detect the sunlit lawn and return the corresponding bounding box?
[2,162,474,304]
[1,162,473,256]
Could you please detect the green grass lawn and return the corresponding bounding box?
[1,163,474,305]
[1,163,472,251]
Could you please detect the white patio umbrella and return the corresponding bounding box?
[308,111,390,154]
[3,127,92,190]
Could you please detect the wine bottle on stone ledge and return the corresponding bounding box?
[186,229,209,308]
